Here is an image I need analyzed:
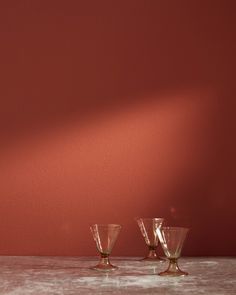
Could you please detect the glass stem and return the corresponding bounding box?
[147,246,157,258]
[100,253,110,266]
[167,258,180,273]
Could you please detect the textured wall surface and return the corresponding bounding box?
[0,0,235,256]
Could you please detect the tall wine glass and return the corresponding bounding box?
[90,224,121,271]
[136,218,164,261]
[156,226,189,276]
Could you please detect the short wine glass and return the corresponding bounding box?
[156,226,189,276]
[136,217,164,261]
[90,224,121,271]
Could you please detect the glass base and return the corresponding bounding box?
[91,255,118,271]
[158,258,188,276]
[91,264,118,271]
[159,270,188,276]
[140,247,165,262]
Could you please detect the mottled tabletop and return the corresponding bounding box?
[0,256,235,294]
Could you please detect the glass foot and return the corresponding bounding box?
[91,264,118,271]
[91,255,118,271]
[158,258,188,276]
[140,248,165,262]
[159,270,188,276]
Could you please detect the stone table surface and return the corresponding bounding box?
[0,256,235,294]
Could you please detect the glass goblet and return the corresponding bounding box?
[156,226,189,276]
[136,217,164,261]
[90,224,121,271]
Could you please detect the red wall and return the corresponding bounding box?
[0,1,235,256]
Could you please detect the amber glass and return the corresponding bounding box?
[90,224,121,271]
[136,218,164,261]
[156,226,189,276]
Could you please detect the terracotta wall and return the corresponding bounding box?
[0,1,235,256]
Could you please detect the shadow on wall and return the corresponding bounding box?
[0,0,235,256]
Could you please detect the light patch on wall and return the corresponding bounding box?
[0,88,216,255]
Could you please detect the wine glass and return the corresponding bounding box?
[90,224,121,271]
[156,226,189,276]
[136,217,164,261]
